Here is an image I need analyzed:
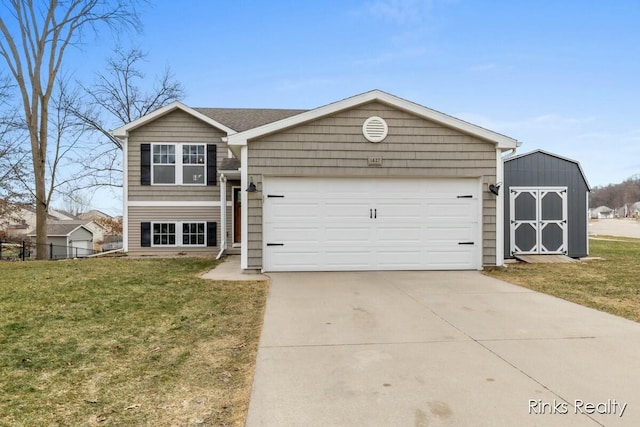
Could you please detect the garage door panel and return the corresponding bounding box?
[263,177,481,271]
[268,204,321,221]
[325,251,374,268]
[426,203,477,221]
[326,226,370,242]
[427,226,476,241]
[377,226,422,243]
[375,202,422,220]
[325,202,370,220]
[269,226,321,243]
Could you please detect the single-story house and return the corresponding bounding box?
[590,206,615,219]
[503,150,590,259]
[28,220,95,259]
[114,90,520,272]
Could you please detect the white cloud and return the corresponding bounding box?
[364,0,434,25]
[351,47,430,67]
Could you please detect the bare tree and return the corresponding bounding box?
[67,47,185,189]
[77,47,185,150]
[58,187,92,216]
[0,0,140,258]
[0,119,30,228]
[0,75,30,229]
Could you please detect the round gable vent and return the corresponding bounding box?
[362,116,388,143]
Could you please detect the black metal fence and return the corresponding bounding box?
[0,241,30,261]
[0,241,98,261]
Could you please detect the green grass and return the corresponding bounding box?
[0,258,268,426]
[484,238,640,322]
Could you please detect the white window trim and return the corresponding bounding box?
[150,221,208,247]
[151,143,207,186]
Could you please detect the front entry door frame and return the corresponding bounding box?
[510,186,568,256]
[232,186,241,246]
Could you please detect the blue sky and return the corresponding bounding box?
[63,0,640,215]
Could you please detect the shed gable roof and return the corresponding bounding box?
[226,89,519,150]
[504,149,591,190]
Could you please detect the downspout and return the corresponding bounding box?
[216,174,227,259]
[495,148,505,267]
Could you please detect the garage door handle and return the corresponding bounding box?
[369,209,377,219]
[457,195,473,198]
[370,209,372,219]
[374,208,377,219]
[458,242,474,245]
[267,195,285,198]
[266,243,284,246]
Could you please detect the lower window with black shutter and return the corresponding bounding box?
[141,221,217,248]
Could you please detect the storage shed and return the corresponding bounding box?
[503,149,590,259]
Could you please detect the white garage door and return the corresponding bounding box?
[263,177,481,271]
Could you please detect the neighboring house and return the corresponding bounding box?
[79,209,111,221]
[48,209,78,221]
[590,206,615,219]
[630,202,640,218]
[1,206,59,240]
[503,150,590,259]
[27,220,94,259]
[114,90,519,272]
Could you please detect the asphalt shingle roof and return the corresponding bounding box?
[194,108,307,132]
[27,220,92,237]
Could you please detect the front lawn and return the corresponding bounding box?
[0,258,268,426]
[484,238,640,322]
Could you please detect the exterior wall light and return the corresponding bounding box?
[489,183,501,196]
[247,177,257,192]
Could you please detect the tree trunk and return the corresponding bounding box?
[33,141,47,260]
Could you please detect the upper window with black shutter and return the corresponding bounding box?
[145,143,217,186]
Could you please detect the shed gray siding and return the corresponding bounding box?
[246,101,499,270]
[504,151,589,258]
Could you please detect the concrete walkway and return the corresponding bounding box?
[200,256,268,281]
[247,271,640,426]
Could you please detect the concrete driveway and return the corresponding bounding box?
[246,271,640,426]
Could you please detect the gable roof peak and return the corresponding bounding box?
[112,101,236,139]
[226,89,519,150]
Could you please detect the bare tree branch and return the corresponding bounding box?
[0,0,141,258]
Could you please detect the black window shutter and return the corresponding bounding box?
[207,144,217,186]
[140,144,151,185]
[207,222,217,247]
[141,222,151,247]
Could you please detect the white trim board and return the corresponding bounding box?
[226,90,519,151]
[127,201,232,207]
[113,101,236,138]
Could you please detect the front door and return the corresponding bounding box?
[233,187,241,244]
[510,187,567,255]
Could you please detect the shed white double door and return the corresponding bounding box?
[262,177,481,271]
[509,187,568,255]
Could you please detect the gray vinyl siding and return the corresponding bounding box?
[246,101,498,269]
[504,151,590,258]
[69,227,93,242]
[128,206,221,256]
[127,109,228,202]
